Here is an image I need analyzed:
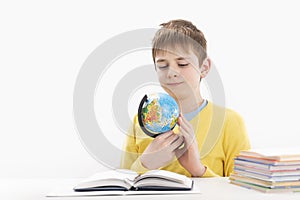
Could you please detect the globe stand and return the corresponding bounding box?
[138,94,160,137]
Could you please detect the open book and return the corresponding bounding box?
[73,169,193,192]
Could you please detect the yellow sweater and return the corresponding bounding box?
[120,101,250,177]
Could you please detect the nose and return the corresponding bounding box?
[167,66,180,78]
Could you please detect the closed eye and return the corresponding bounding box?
[157,65,168,69]
[178,63,189,67]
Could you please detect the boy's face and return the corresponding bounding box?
[154,50,201,100]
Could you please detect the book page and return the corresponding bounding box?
[74,169,138,190]
[133,178,191,188]
[136,170,188,183]
[133,169,193,190]
[82,169,138,182]
[241,147,300,158]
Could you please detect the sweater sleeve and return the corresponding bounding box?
[130,158,149,174]
[120,115,138,169]
[202,165,221,177]
[120,115,149,174]
[222,111,251,176]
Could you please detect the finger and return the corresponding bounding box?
[175,144,187,158]
[155,131,173,140]
[160,132,179,146]
[177,113,184,126]
[178,128,196,148]
[178,126,191,140]
[170,134,180,145]
[150,132,173,148]
[178,117,193,135]
[178,115,188,129]
[157,134,179,150]
[174,134,187,151]
[181,115,193,129]
[170,136,184,151]
[166,134,180,146]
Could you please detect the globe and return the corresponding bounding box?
[138,92,179,137]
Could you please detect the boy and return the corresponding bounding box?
[121,19,250,177]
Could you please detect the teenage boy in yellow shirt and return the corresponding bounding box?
[121,19,250,177]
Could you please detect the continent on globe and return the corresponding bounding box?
[138,92,179,138]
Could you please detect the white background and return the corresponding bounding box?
[1,0,300,179]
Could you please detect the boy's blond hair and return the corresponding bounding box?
[152,19,207,66]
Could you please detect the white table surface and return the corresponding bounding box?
[1,177,300,200]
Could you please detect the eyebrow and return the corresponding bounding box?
[156,57,190,63]
[177,57,190,61]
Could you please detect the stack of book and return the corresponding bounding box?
[229,148,300,193]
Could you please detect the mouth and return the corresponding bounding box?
[166,82,184,86]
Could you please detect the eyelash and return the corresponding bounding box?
[158,63,189,69]
[178,64,188,67]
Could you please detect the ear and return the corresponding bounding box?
[200,57,211,78]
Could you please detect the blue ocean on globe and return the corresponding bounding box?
[141,93,179,134]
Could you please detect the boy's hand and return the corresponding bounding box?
[175,114,206,177]
[139,131,184,170]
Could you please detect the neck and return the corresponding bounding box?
[179,93,204,114]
